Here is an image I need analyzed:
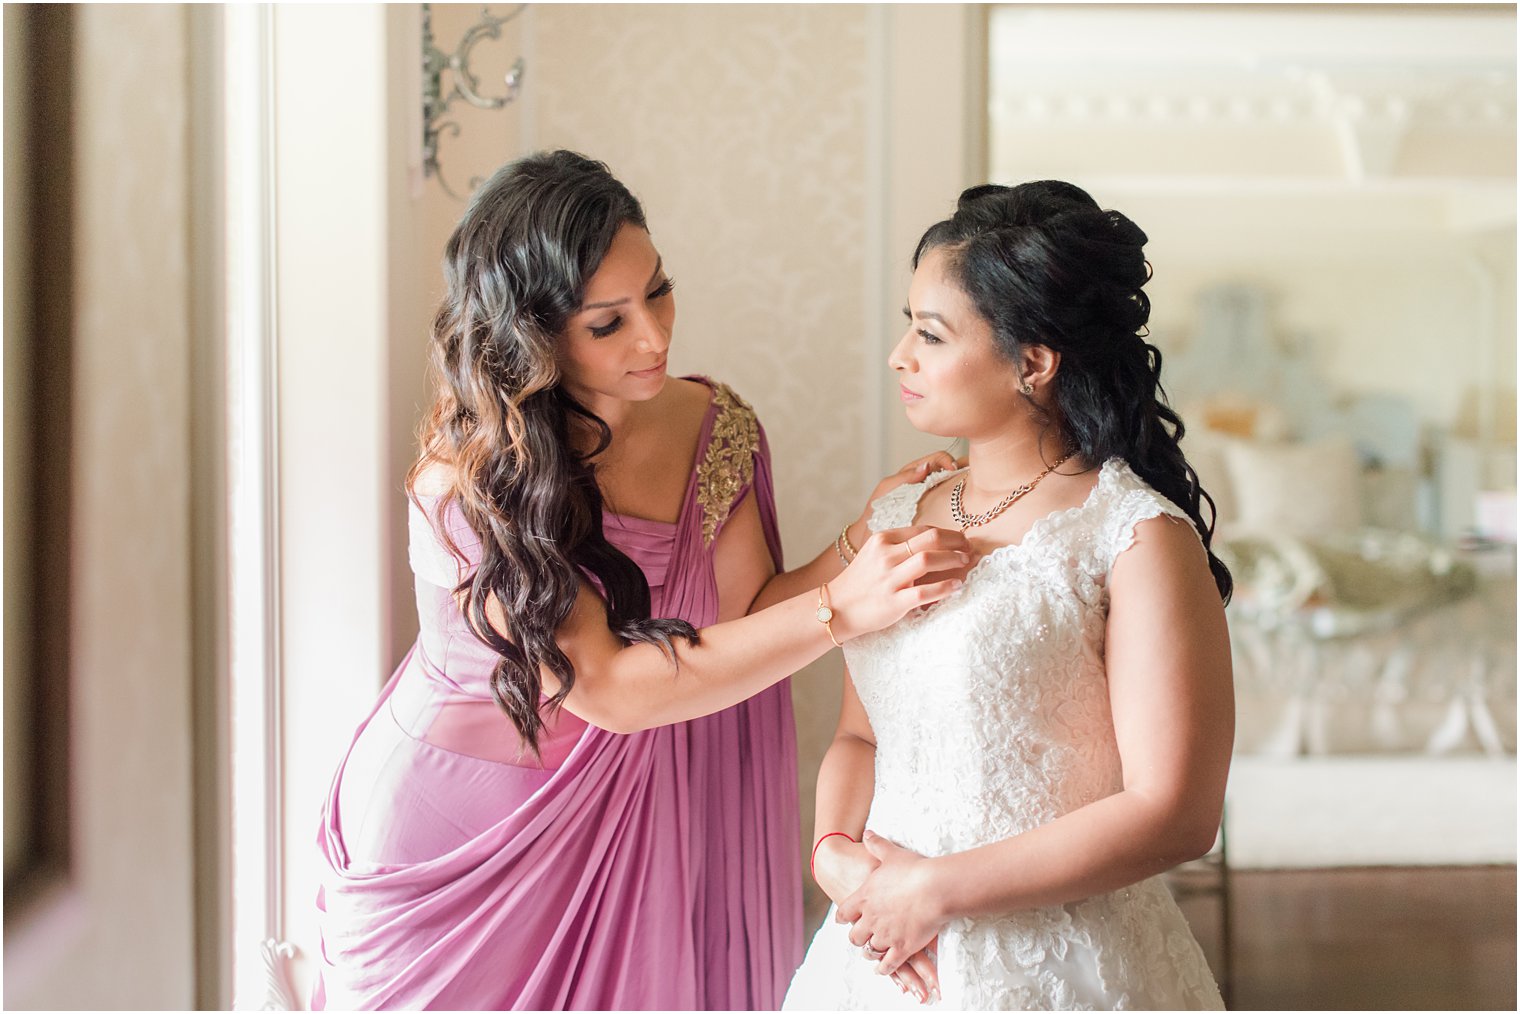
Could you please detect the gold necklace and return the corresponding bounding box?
[948,451,1076,531]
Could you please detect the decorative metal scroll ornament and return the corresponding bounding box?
[422,3,526,200]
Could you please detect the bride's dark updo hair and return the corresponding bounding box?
[915,181,1232,602]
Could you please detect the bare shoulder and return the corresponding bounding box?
[1110,511,1213,593]
[635,378,712,454]
[668,375,719,421]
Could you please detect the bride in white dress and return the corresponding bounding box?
[785,182,1235,1011]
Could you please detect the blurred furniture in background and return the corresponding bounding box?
[1219,529,1513,757]
[1173,284,1517,761]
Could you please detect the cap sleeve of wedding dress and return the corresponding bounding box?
[1097,461,1200,573]
[866,468,964,533]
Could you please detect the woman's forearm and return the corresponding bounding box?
[926,789,1220,924]
[815,733,876,841]
[571,591,840,733]
[558,523,968,735]
[751,517,870,612]
[812,732,878,903]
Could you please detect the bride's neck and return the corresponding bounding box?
[962,428,1075,495]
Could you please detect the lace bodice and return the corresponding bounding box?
[785,459,1224,1011]
[847,458,1193,857]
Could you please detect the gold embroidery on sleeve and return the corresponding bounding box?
[696,383,759,545]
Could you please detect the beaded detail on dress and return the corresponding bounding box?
[695,382,760,544]
[784,458,1224,1012]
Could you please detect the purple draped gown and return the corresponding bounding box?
[314,379,802,1010]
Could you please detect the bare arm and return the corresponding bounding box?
[815,668,945,1004]
[711,488,777,621]
[750,451,960,612]
[938,516,1234,908]
[811,666,879,905]
[840,515,1234,972]
[494,525,970,735]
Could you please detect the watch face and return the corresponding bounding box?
[816,606,834,623]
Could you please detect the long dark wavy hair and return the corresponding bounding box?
[408,150,697,753]
[915,181,1233,602]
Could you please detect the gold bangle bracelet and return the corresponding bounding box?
[834,531,853,567]
[839,522,859,559]
[815,583,843,648]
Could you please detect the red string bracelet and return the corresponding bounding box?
[810,831,859,882]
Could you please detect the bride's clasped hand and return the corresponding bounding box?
[838,831,945,977]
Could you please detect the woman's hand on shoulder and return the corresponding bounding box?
[871,450,963,504]
[847,451,964,546]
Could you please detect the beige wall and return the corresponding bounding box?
[263,5,970,981]
[387,6,440,666]
[530,3,874,930]
[293,1,1513,991]
[416,3,862,931]
[407,3,1517,949]
[529,2,876,561]
[9,4,1509,1007]
[268,2,979,981]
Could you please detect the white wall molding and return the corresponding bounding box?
[269,5,395,1005]
[993,71,1514,130]
[989,5,1516,189]
[224,5,295,1009]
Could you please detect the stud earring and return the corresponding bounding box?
[1020,381,1034,396]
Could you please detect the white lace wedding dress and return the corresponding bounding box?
[784,460,1225,1011]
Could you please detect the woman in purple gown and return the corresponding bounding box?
[313,150,970,1010]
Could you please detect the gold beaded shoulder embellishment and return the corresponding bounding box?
[696,383,760,545]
